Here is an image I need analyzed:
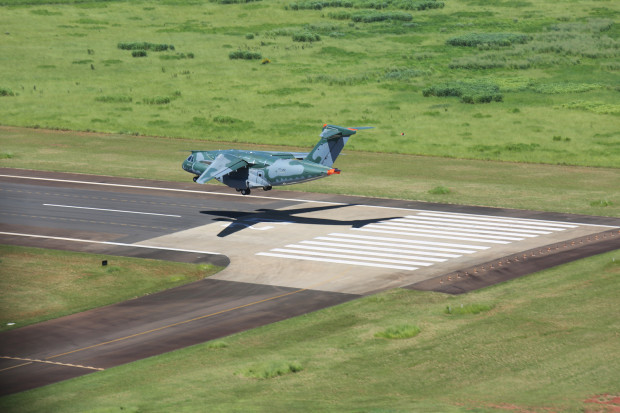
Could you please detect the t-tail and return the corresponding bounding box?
[304,124,373,167]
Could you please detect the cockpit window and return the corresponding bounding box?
[186,155,194,162]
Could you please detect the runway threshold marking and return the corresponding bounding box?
[43,203,182,218]
[44,269,354,361]
[255,211,612,271]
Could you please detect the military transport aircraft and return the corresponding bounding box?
[182,124,372,195]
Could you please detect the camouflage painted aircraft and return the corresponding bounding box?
[182,124,372,195]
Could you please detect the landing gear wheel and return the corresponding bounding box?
[241,188,251,196]
[235,188,242,192]
[263,186,272,191]
[192,176,198,182]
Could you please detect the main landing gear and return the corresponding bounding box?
[236,188,251,196]
[263,186,272,191]
[192,176,198,182]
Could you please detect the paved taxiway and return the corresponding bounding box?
[1,168,619,395]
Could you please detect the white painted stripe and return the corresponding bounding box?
[3,175,618,228]
[395,216,561,233]
[364,224,523,242]
[304,239,461,258]
[390,218,552,234]
[316,236,473,255]
[378,221,540,238]
[43,204,181,218]
[415,212,579,228]
[256,252,417,271]
[0,174,346,206]
[353,228,511,244]
[270,248,433,266]
[330,232,489,250]
[0,232,224,255]
[290,243,446,262]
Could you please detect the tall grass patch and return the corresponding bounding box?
[423,81,503,103]
[229,50,262,60]
[447,33,529,47]
[237,361,303,379]
[375,324,421,339]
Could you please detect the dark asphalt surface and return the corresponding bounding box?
[0,279,357,396]
[0,168,618,396]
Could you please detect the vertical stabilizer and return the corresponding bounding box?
[305,124,371,167]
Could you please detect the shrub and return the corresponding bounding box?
[375,324,421,339]
[289,0,353,10]
[159,52,195,60]
[351,11,413,23]
[328,10,351,20]
[423,81,503,104]
[213,115,240,124]
[396,0,444,10]
[428,186,450,194]
[229,50,262,60]
[95,95,133,103]
[217,0,262,3]
[132,50,147,57]
[0,88,15,97]
[447,33,529,47]
[238,361,303,379]
[292,31,321,42]
[117,42,174,51]
[142,96,170,105]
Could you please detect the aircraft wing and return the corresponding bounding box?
[196,153,248,184]
[263,151,308,160]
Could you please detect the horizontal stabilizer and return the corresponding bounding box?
[320,124,374,140]
[196,153,247,184]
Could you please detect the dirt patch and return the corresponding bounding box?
[584,394,620,413]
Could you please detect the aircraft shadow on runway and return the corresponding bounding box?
[200,204,399,237]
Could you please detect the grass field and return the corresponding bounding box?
[1,250,618,412]
[0,0,619,410]
[0,245,223,332]
[0,0,618,167]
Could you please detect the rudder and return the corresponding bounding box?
[305,124,370,167]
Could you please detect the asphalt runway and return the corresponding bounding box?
[1,168,619,395]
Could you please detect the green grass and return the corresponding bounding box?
[1,126,618,217]
[0,1,618,408]
[1,250,618,412]
[374,323,421,339]
[0,245,224,331]
[0,0,618,167]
